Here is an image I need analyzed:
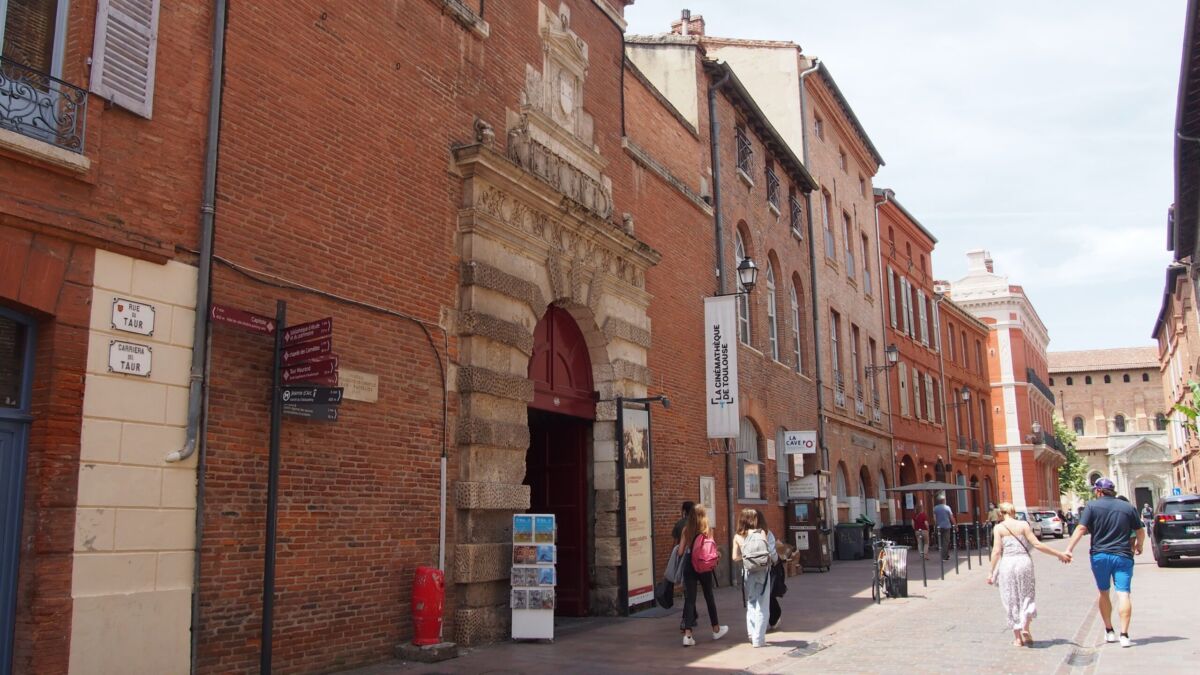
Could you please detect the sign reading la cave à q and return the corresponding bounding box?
[704,296,739,439]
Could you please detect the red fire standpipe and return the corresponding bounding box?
[412,566,445,645]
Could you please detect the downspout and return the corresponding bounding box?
[707,65,736,585]
[171,0,228,671]
[872,189,898,517]
[798,58,829,522]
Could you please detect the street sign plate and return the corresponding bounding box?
[211,304,276,335]
[281,356,338,384]
[280,386,343,405]
[108,340,152,376]
[282,403,339,422]
[281,337,332,365]
[283,318,333,346]
[111,297,156,335]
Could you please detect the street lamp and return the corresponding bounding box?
[864,343,900,377]
[736,256,759,293]
[1028,420,1043,445]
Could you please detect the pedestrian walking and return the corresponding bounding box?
[1140,503,1154,540]
[676,504,728,646]
[986,503,1070,647]
[987,502,1001,525]
[1065,477,1146,648]
[913,500,930,560]
[934,495,955,560]
[672,501,695,543]
[733,509,777,647]
[751,510,790,632]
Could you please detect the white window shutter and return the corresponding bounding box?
[932,301,941,351]
[917,292,929,345]
[887,268,897,328]
[90,0,160,118]
[898,363,909,417]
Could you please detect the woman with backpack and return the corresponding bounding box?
[734,508,778,647]
[676,503,729,646]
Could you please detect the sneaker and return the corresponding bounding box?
[1104,629,1117,643]
[1120,634,1132,648]
[711,625,729,641]
[682,634,695,647]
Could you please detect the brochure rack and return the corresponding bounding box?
[510,513,556,640]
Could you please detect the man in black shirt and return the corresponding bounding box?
[672,501,695,544]
[1065,478,1145,648]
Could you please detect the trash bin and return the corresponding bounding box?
[861,523,874,558]
[883,544,909,598]
[835,523,864,560]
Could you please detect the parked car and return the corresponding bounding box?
[1152,494,1200,567]
[1015,511,1043,538]
[1033,511,1065,538]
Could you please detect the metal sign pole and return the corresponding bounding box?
[965,524,972,570]
[938,529,945,580]
[953,528,959,575]
[261,300,285,674]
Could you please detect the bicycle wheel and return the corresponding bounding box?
[871,568,881,603]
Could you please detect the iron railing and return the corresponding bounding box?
[736,126,752,174]
[1026,367,1056,404]
[970,439,980,453]
[766,165,779,208]
[0,56,87,153]
[790,195,804,233]
[957,435,968,450]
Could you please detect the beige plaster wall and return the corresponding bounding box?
[69,250,197,675]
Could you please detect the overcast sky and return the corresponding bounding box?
[626,1,1185,352]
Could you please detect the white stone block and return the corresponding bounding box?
[82,375,167,424]
[80,419,122,463]
[72,552,157,596]
[114,509,195,551]
[156,552,194,590]
[77,464,162,508]
[68,589,191,675]
[75,508,116,552]
[164,385,188,426]
[170,307,195,348]
[160,468,196,509]
[147,343,192,388]
[93,250,133,294]
[131,259,197,309]
[121,423,186,467]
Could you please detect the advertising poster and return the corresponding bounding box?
[621,405,654,607]
[703,296,740,438]
[699,476,716,515]
[513,515,533,543]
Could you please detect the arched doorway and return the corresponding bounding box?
[526,305,595,616]
[1,308,35,669]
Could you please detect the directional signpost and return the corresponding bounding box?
[210,303,276,335]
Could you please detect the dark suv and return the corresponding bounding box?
[1152,494,1200,567]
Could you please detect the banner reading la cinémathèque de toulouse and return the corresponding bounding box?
[704,296,739,438]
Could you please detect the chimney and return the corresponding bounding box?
[984,255,994,273]
[670,10,705,36]
[965,249,991,274]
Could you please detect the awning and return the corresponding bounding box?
[885,481,977,493]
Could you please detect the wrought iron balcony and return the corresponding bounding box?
[970,439,980,453]
[1026,367,1056,404]
[957,435,968,450]
[984,443,993,456]
[0,57,87,153]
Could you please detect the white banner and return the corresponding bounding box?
[704,296,740,438]
[783,430,817,455]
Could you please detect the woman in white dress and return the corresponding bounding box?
[985,502,1070,646]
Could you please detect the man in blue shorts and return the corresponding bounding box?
[1064,477,1144,648]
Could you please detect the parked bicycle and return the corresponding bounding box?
[870,537,896,604]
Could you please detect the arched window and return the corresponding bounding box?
[1049,377,1055,386]
[776,428,791,506]
[858,469,869,519]
[790,279,803,372]
[1085,376,1092,385]
[1066,377,1073,385]
[1104,374,1112,384]
[1157,413,1168,431]
[735,231,751,344]
[1089,471,1103,486]
[1142,373,1150,382]
[835,462,848,505]
[738,417,762,500]
[1114,414,1126,433]
[766,261,779,361]
[1072,416,1085,436]
[1123,374,1130,383]
[955,472,967,512]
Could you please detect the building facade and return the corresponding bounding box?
[1152,266,1200,494]
[950,251,1062,511]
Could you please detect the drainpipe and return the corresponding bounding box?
[170,0,228,671]
[707,66,737,585]
[872,189,899,519]
[798,58,830,525]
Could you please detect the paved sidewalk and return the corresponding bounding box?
[342,544,999,675]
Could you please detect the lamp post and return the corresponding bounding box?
[863,343,900,377]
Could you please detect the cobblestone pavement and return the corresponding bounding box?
[342,540,1200,674]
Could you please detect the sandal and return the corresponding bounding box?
[1021,630,1033,646]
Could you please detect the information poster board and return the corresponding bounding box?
[511,514,556,640]
[621,406,654,608]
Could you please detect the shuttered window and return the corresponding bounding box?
[887,267,897,328]
[897,363,909,417]
[90,0,160,118]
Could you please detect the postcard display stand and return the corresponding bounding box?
[511,514,557,640]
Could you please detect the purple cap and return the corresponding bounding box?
[1093,477,1115,490]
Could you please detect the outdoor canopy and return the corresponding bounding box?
[884,481,978,493]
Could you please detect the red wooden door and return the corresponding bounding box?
[528,306,595,419]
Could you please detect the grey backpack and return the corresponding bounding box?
[741,530,772,573]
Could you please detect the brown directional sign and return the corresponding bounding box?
[282,403,338,422]
[280,386,343,405]
[281,337,332,365]
[283,318,332,346]
[211,304,276,335]
[281,355,338,384]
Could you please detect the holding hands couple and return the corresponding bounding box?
[985,503,1069,647]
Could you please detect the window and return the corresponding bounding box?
[1156,413,1168,431]
[978,399,988,443]
[766,262,779,361]
[1114,414,1126,433]
[831,310,843,401]
[838,148,847,170]
[735,231,751,344]
[1085,376,1092,385]
[738,418,762,500]
[1073,416,1085,435]
[974,340,983,373]
[898,362,909,416]
[790,280,803,372]
[887,267,897,328]
[917,291,929,345]
[953,387,963,438]
[814,114,824,140]
[843,213,855,278]
[925,373,935,422]
[960,332,968,367]
[861,235,872,294]
[766,163,779,208]
[859,175,866,196]
[777,428,791,506]
[911,366,922,418]
[931,300,941,351]
[736,125,752,175]
[1049,377,1055,386]
[932,379,942,424]
[789,192,804,235]
[851,324,862,400]
[1143,373,1150,382]
[947,322,956,361]
[822,192,835,259]
[1122,374,1130,383]
[1066,376,1073,386]
[901,277,913,336]
[1104,374,1112,384]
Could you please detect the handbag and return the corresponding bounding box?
[654,578,675,608]
[664,546,685,585]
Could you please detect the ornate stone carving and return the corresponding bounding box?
[474,117,495,146]
[506,117,613,219]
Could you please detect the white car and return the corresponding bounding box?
[1015,511,1043,538]
[1033,511,1065,538]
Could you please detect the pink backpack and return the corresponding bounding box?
[691,533,719,573]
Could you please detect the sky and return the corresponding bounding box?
[625,1,1186,352]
